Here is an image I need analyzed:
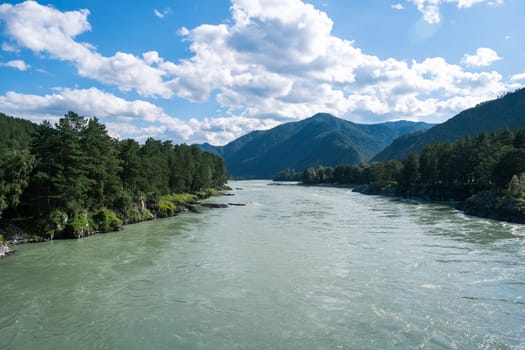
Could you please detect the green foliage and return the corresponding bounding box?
[0,149,35,219]
[0,112,39,150]
[374,87,525,161]
[507,173,525,198]
[400,153,420,187]
[157,197,178,217]
[166,193,198,203]
[302,128,525,201]
[92,209,122,232]
[273,168,301,181]
[83,117,123,209]
[63,211,94,239]
[0,234,7,245]
[157,193,198,217]
[37,210,68,239]
[0,110,227,238]
[196,188,219,198]
[0,194,6,220]
[493,150,525,188]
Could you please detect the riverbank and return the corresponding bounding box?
[0,187,233,258]
[302,182,525,224]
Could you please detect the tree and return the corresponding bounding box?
[82,117,122,208]
[508,173,525,198]
[27,120,62,216]
[302,167,317,184]
[54,112,90,213]
[514,129,525,149]
[118,139,142,194]
[140,138,170,195]
[493,149,525,188]
[193,152,213,191]
[0,149,35,218]
[400,153,420,186]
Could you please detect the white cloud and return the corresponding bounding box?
[0,1,174,98]
[409,0,504,24]
[0,87,190,138]
[461,47,502,67]
[510,72,525,81]
[1,41,19,52]
[0,0,519,145]
[154,8,171,19]
[0,87,281,145]
[0,59,29,70]
[154,9,164,18]
[170,0,513,124]
[392,3,405,10]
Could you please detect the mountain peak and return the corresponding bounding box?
[198,113,432,178]
[310,112,337,120]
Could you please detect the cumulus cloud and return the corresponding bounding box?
[0,88,190,138]
[0,59,29,70]
[461,47,502,67]
[170,0,513,124]
[0,87,280,145]
[0,1,174,98]
[0,0,519,145]
[409,0,504,24]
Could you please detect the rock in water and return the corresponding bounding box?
[200,203,228,209]
[0,242,13,258]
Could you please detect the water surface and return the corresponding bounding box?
[1,181,524,349]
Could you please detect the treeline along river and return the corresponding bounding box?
[1,181,524,349]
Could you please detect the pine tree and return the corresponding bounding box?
[82,117,122,209]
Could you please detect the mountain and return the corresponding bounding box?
[373,88,525,161]
[201,113,432,178]
[0,112,39,150]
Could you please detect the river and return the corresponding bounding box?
[0,181,524,349]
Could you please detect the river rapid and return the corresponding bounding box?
[1,181,524,349]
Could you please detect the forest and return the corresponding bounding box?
[0,112,227,239]
[300,128,525,220]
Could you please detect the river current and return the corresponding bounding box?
[1,181,524,349]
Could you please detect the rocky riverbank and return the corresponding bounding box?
[459,191,525,224]
[0,187,236,258]
[318,182,525,224]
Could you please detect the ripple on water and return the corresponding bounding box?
[1,181,524,349]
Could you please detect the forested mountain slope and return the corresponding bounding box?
[202,113,432,178]
[373,88,525,161]
[0,112,39,150]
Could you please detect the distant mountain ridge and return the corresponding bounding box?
[0,112,39,150]
[200,113,433,178]
[373,88,525,161]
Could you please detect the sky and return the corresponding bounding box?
[0,0,524,145]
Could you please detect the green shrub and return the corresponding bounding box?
[196,188,219,199]
[63,211,94,239]
[158,197,177,217]
[157,193,197,217]
[37,210,68,239]
[140,208,154,221]
[0,234,7,245]
[93,209,122,232]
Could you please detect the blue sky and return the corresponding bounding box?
[0,0,523,145]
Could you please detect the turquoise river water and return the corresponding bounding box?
[0,181,524,349]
